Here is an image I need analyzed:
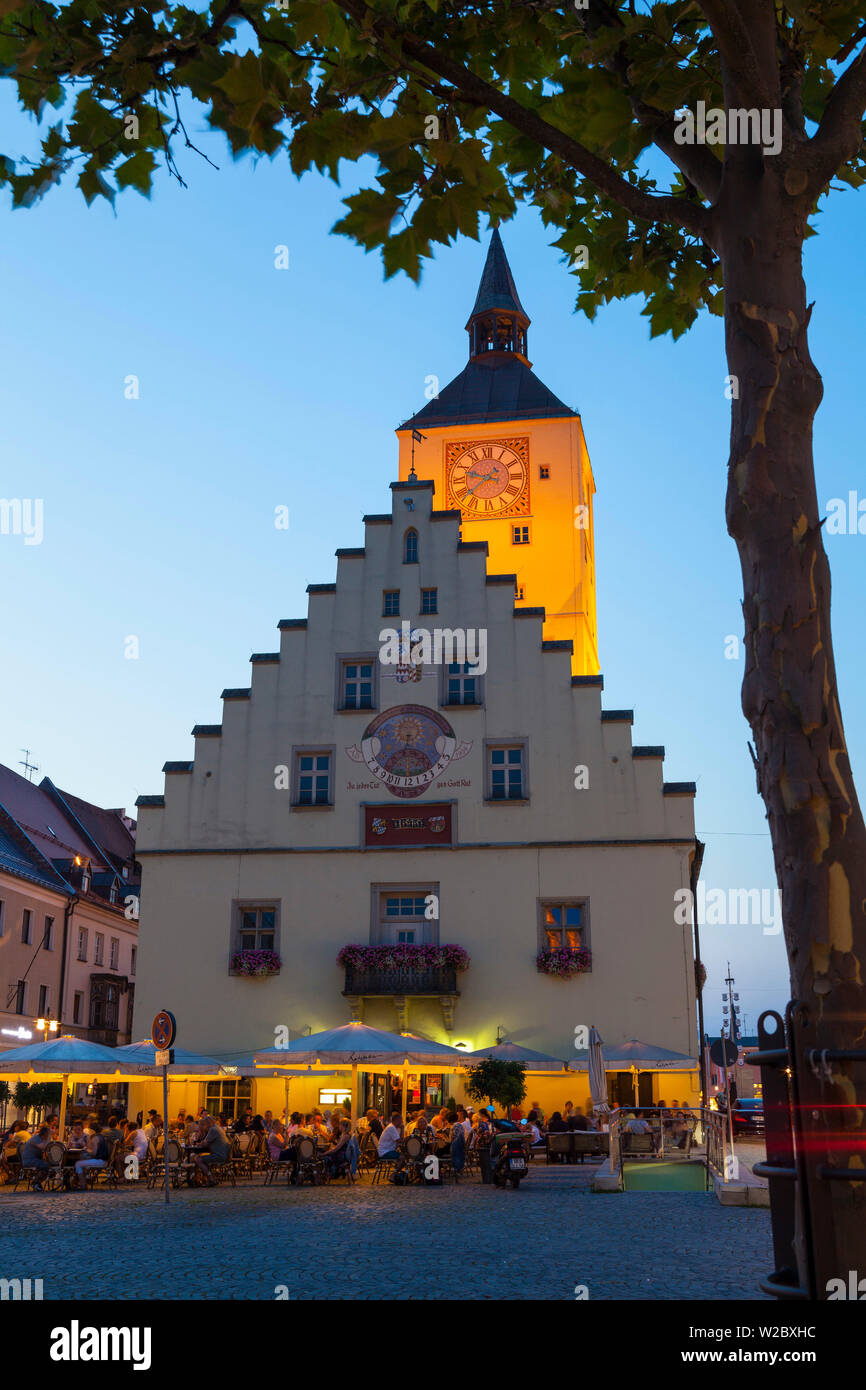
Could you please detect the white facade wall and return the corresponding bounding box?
[135,482,698,1065]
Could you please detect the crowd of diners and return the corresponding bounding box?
[0,1095,698,1189]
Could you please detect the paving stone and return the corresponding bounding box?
[0,1167,773,1301]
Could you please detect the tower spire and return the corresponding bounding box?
[465,228,531,364]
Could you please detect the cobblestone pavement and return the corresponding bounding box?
[0,1167,772,1301]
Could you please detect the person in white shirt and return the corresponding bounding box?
[377,1114,402,1159]
[124,1123,149,1164]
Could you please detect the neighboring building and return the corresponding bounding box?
[134,235,702,1119]
[707,1035,763,1101]
[0,811,68,1051]
[0,765,140,1050]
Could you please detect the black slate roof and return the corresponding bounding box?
[467,227,528,321]
[399,355,576,430]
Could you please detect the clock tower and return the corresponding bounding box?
[397,230,599,675]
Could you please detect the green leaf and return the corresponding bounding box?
[115,148,157,195]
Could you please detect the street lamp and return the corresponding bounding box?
[35,1012,59,1044]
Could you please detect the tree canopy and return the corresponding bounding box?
[3,1,866,335]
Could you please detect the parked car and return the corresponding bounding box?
[731,1098,764,1134]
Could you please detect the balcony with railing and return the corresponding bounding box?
[343,963,459,997]
[338,944,469,1032]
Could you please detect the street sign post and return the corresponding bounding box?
[152,1012,177,1206]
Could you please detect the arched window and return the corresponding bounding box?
[404,528,419,564]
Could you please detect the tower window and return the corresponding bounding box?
[403,528,419,564]
[420,588,438,615]
[512,525,530,545]
[515,585,525,601]
[539,466,550,480]
[383,590,400,617]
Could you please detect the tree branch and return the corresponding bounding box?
[693,0,779,110]
[804,46,866,195]
[338,1,714,244]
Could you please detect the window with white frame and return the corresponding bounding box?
[377,889,437,945]
[340,659,374,710]
[77,927,88,961]
[293,751,332,806]
[487,744,527,800]
[445,661,481,707]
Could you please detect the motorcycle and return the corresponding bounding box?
[491,1131,531,1189]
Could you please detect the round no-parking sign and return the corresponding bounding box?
[151,1010,177,1051]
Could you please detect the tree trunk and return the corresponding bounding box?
[721,175,866,1293]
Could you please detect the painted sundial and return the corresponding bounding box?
[346,704,471,799]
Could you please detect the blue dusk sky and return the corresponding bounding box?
[1,82,864,1038]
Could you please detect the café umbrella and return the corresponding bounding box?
[221,1053,318,1136]
[113,1039,226,1074]
[587,1027,610,1118]
[572,1037,697,1107]
[466,1040,569,1070]
[0,1035,157,1134]
[254,1022,465,1125]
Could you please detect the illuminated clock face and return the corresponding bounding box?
[445,437,530,520]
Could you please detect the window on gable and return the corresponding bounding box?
[294,751,332,806]
[487,744,526,800]
[341,660,374,710]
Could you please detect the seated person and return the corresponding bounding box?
[21,1124,52,1191]
[74,1124,110,1189]
[625,1110,649,1133]
[124,1122,149,1176]
[450,1112,466,1177]
[65,1120,87,1154]
[104,1116,125,1152]
[322,1120,352,1176]
[365,1109,384,1138]
[547,1110,568,1133]
[524,1111,544,1146]
[190,1116,230,1185]
[376,1113,403,1164]
[267,1122,287,1163]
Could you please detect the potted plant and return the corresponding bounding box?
[535,946,592,979]
[230,948,282,978]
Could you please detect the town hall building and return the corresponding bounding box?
[134,234,701,1118]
